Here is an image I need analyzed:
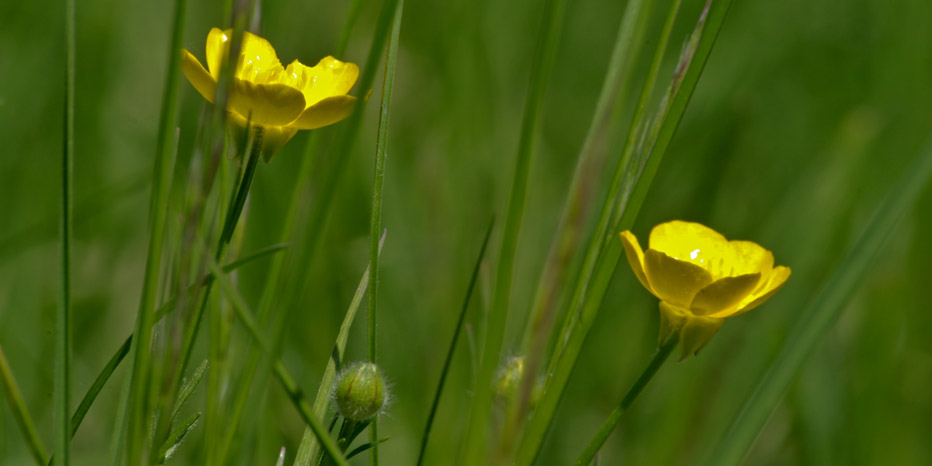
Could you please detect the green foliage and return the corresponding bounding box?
[1,0,931,465]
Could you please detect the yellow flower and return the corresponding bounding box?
[181,28,359,160]
[619,220,790,360]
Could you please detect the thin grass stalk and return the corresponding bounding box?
[56,0,75,461]
[507,0,657,448]
[367,2,404,465]
[461,0,568,463]
[574,333,679,465]
[703,133,932,466]
[0,345,49,466]
[416,219,495,466]
[515,1,732,464]
[201,247,350,466]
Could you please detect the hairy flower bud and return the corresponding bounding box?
[334,362,386,421]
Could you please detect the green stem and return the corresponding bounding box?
[0,345,49,466]
[574,333,679,466]
[416,218,495,466]
[121,0,186,460]
[57,0,75,462]
[367,2,404,465]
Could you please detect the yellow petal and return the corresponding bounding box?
[206,27,230,79]
[678,314,723,361]
[658,301,688,346]
[237,30,282,80]
[287,56,359,106]
[206,28,284,83]
[228,78,306,127]
[181,49,217,103]
[643,249,713,308]
[727,240,774,282]
[619,231,651,292]
[648,221,730,277]
[690,273,761,316]
[288,95,357,130]
[729,266,791,317]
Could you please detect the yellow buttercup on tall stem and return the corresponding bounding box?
[620,220,791,359]
[575,221,790,466]
[181,28,359,161]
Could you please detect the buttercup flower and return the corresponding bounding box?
[619,220,790,360]
[181,28,359,160]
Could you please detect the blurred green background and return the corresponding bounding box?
[2,0,932,464]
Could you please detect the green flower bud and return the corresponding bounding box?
[493,356,525,399]
[334,362,387,421]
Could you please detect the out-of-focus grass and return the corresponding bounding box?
[2,0,931,465]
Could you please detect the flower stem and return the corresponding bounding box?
[574,333,679,466]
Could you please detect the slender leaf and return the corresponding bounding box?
[367,2,404,465]
[416,218,495,466]
[157,412,201,464]
[170,359,209,423]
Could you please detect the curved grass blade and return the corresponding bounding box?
[461,0,569,462]
[416,218,495,466]
[516,1,734,464]
[703,133,932,466]
[0,345,49,465]
[294,233,386,466]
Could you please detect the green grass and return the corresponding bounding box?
[2,0,932,465]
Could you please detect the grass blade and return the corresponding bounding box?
[122,0,187,461]
[293,233,386,466]
[56,0,76,462]
[0,345,49,465]
[416,218,495,466]
[461,0,569,462]
[367,1,404,465]
[516,1,733,464]
[703,133,932,466]
[156,412,201,464]
[509,0,658,447]
[170,359,209,423]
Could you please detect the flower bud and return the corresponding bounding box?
[493,356,525,399]
[334,362,387,421]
